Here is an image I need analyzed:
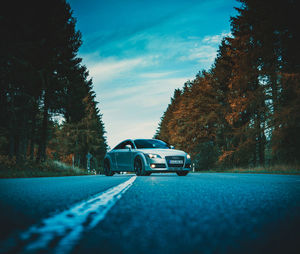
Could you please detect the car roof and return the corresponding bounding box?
[111,138,167,151]
[133,138,160,141]
[115,138,162,147]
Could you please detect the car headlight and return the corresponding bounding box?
[145,153,161,159]
[187,154,191,159]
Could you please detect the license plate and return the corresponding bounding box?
[169,160,183,164]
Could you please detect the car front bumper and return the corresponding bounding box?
[145,156,191,172]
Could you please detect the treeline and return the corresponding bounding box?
[0,0,107,169]
[155,0,300,170]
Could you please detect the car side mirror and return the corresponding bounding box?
[125,144,132,150]
[170,145,174,149]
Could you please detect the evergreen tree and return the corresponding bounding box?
[0,0,107,169]
[155,0,300,170]
[155,89,182,144]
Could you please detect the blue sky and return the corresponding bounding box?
[69,0,239,148]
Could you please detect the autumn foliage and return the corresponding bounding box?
[155,0,300,170]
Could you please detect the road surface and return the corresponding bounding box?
[0,173,299,254]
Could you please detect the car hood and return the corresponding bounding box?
[137,148,187,158]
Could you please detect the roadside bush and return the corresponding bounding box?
[0,155,17,169]
[0,158,87,178]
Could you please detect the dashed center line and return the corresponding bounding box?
[19,176,137,254]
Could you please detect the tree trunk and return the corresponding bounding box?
[257,115,265,167]
[29,112,36,160]
[8,89,16,158]
[37,93,49,162]
[37,73,49,162]
[18,112,28,163]
[270,72,279,163]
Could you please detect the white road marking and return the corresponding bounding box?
[21,176,137,254]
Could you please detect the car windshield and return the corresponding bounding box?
[134,139,170,149]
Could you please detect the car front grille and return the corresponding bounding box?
[165,156,185,167]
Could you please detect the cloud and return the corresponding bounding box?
[100,77,190,108]
[180,45,218,63]
[79,31,231,147]
[201,32,231,44]
[97,76,192,147]
[81,50,193,148]
[85,9,184,49]
[180,31,231,63]
[83,57,148,84]
[76,0,207,55]
[106,120,159,149]
[139,71,176,79]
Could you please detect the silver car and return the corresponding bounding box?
[103,139,191,176]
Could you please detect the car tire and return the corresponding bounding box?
[104,159,114,176]
[176,171,188,176]
[134,157,146,176]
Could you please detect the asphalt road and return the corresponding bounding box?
[0,173,299,254]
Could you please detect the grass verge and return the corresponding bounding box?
[0,159,89,178]
[197,165,300,175]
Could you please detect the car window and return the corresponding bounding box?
[134,139,170,149]
[113,141,127,150]
[125,141,135,149]
[113,141,135,150]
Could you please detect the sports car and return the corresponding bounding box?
[103,139,191,176]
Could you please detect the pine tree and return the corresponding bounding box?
[155,89,182,144]
[156,0,300,169]
[0,0,108,168]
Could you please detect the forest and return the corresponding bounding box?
[1,0,299,175]
[155,0,300,170]
[0,0,107,174]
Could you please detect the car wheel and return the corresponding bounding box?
[176,171,188,176]
[104,160,114,176]
[134,157,146,176]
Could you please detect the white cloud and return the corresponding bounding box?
[86,57,146,83]
[180,45,217,63]
[80,31,231,147]
[100,77,188,102]
[202,32,231,44]
[97,76,191,147]
[180,31,231,63]
[80,54,157,86]
[107,121,158,149]
[139,71,176,79]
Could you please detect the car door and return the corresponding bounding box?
[109,150,118,170]
[112,141,127,171]
[117,141,134,171]
[125,141,135,171]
